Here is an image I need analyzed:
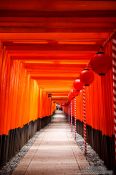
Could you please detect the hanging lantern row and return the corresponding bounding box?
[68,48,112,101]
[68,68,94,101]
[67,46,113,103]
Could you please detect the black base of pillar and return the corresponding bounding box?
[0,116,51,167]
[75,119,115,172]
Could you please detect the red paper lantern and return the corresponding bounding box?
[68,91,73,101]
[68,89,79,101]
[66,101,70,106]
[89,51,112,76]
[72,89,80,97]
[61,103,65,106]
[73,78,83,91]
[80,68,94,86]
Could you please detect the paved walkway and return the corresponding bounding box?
[11,111,96,175]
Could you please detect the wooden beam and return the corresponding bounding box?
[29,72,79,77]
[0,1,116,11]
[31,76,76,80]
[0,21,115,33]
[0,10,116,17]
[1,17,116,23]
[0,32,109,41]
[24,63,86,70]
[5,43,100,51]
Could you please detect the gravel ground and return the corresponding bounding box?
[0,130,114,175]
[75,132,114,175]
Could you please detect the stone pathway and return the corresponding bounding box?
[11,111,113,175]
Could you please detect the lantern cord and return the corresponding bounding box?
[71,101,73,132]
[74,97,77,140]
[83,86,87,155]
[102,30,116,49]
[112,39,116,163]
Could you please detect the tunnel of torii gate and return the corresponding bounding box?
[0,0,116,174]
